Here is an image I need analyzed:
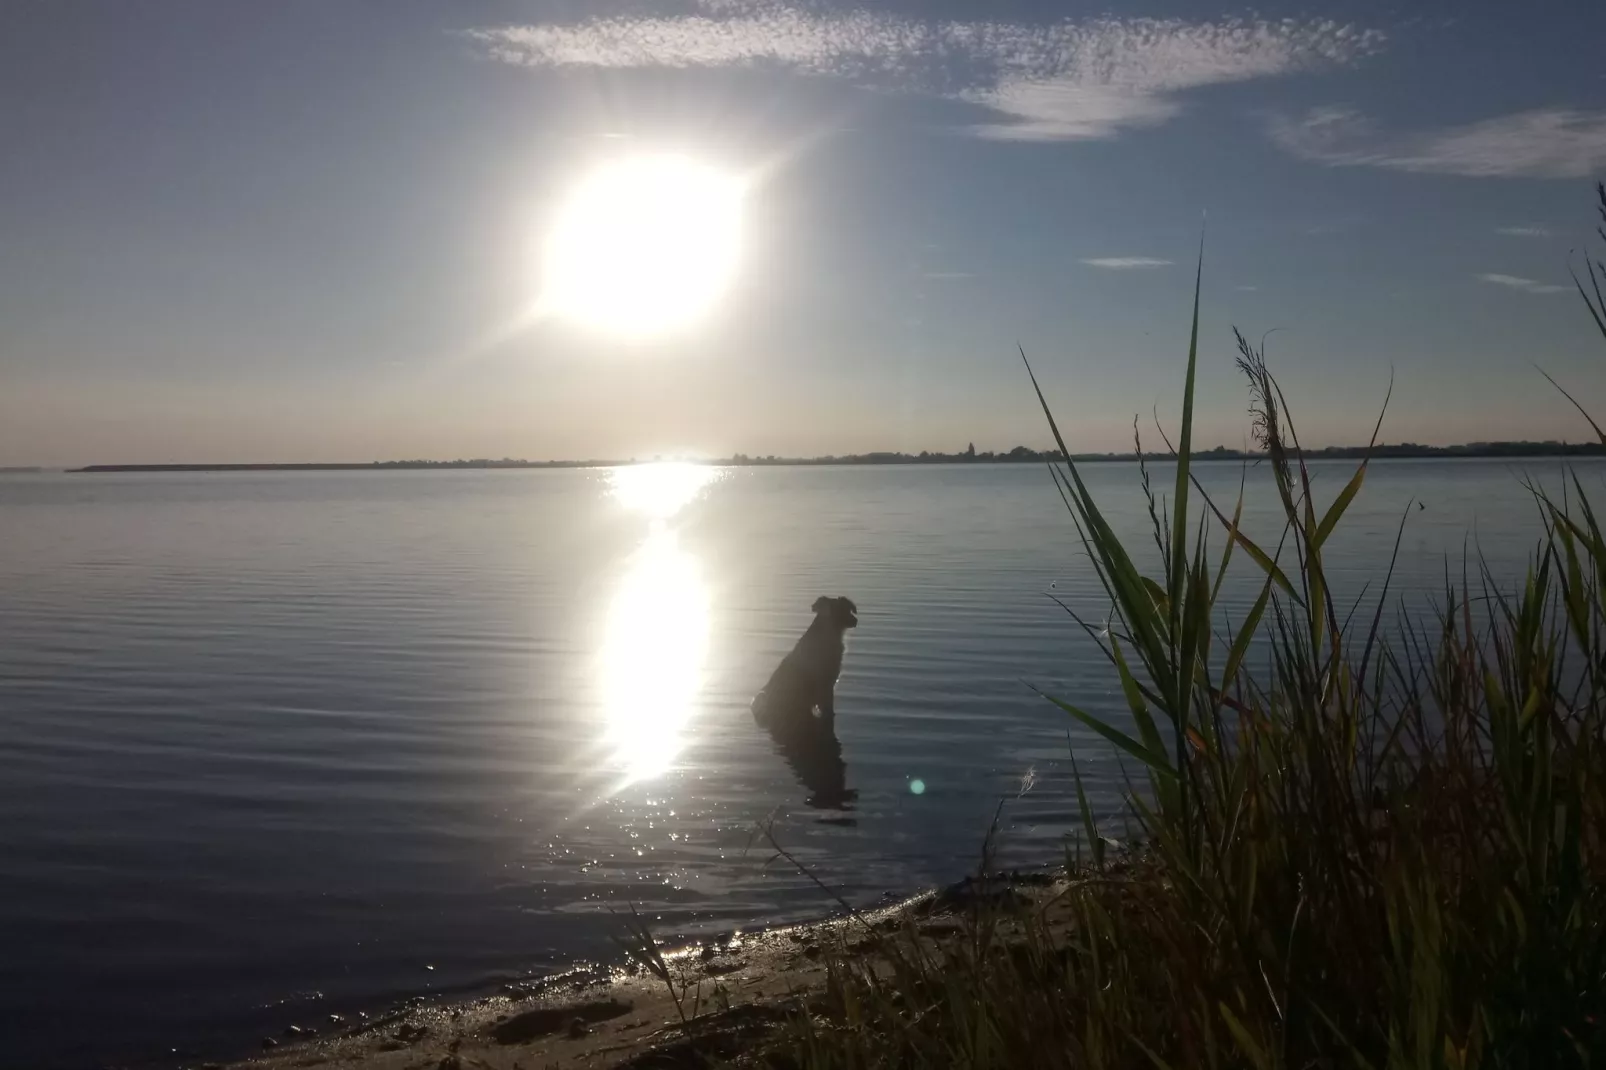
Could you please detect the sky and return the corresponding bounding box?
[2,0,1605,466]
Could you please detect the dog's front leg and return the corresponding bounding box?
[816,692,836,726]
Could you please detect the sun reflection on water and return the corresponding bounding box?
[609,462,720,521]
[599,463,720,783]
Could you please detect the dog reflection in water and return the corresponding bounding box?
[751,597,860,812]
[758,707,857,811]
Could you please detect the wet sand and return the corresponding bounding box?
[217,871,1074,1070]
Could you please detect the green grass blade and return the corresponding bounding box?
[1140,575,1170,618]
[1211,466,1248,603]
[1111,634,1165,757]
[1127,1033,1175,1070]
[1552,507,1592,651]
[1218,1002,1272,1070]
[1551,507,1606,573]
[1068,750,1104,868]
[1034,686,1177,780]
[1223,572,1276,690]
[1537,364,1606,446]
[1313,461,1368,550]
[1189,473,1304,606]
[1022,348,1174,671]
[1572,258,1606,345]
[1167,233,1205,627]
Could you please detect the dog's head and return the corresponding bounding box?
[811,595,859,630]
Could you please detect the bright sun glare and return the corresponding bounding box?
[543,155,744,338]
[599,463,722,782]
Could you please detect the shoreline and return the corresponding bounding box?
[57,444,1606,475]
[206,867,1070,1070]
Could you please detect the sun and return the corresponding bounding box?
[542,154,744,338]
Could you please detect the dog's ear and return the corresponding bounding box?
[812,596,833,615]
[836,597,859,628]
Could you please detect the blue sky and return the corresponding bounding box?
[2,0,1604,465]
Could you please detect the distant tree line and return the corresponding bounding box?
[720,440,1606,466]
[371,458,591,468]
[69,440,1606,473]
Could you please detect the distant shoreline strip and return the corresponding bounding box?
[65,444,1606,474]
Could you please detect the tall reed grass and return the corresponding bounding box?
[766,185,1606,1068]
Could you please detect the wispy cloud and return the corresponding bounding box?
[1494,225,1553,238]
[1082,257,1173,269]
[1478,273,1568,294]
[468,5,1383,142]
[1271,106,1606,179]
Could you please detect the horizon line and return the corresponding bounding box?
[54,438,1606,473]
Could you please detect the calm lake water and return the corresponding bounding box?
[1,459,1598,1067]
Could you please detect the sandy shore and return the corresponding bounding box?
[215,870,1071,1070]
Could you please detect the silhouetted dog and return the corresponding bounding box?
[751,596,858,727]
